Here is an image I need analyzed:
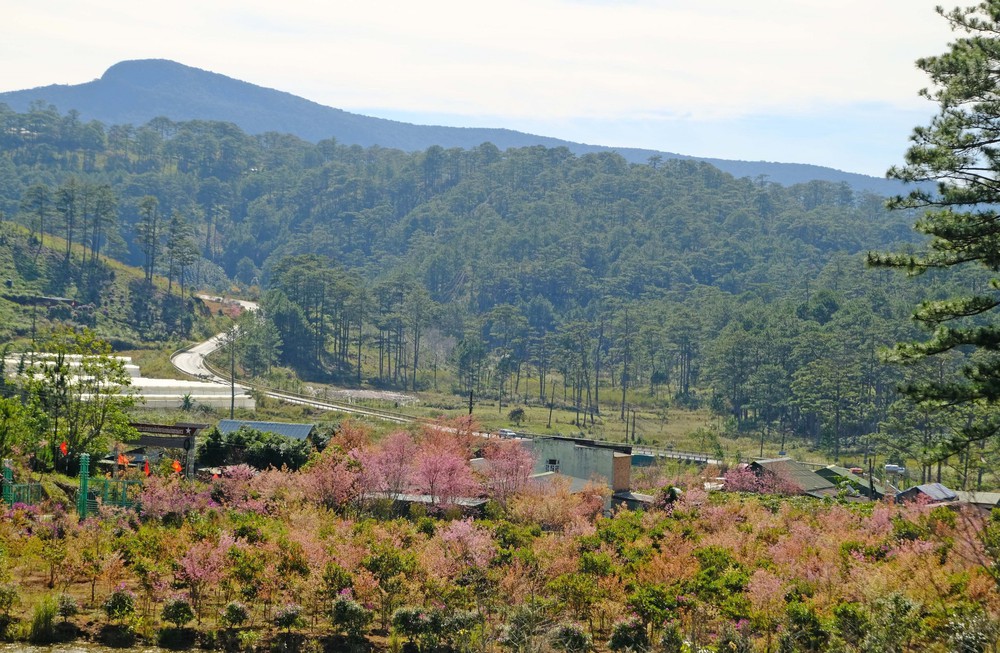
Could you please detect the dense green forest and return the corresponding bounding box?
[0,102,989,478]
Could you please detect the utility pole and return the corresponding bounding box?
[624,405,630,443]
[547,380,556,429]
[226,326,237,419]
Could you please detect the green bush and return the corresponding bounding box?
[551,622,592,653]
[162,597,195,628]
[330,596,372,639]
[273,604,304,632]
[103,586,137,624]
[0,583,19,618]
[220,600,250,628]
[57,594,78,622]
[499,603,549,652]
[659,622,684,653]
[716,624,752,653]
[608,617,649,652]
[392,606,430,646]
[392,605,481,651]
[29,595,58,644]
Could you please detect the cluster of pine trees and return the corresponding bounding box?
[0,101,985,471]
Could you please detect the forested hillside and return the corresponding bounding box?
[0,103,983,475]
[0,59,907,193]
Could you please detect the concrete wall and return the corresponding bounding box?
[529,438,626,488]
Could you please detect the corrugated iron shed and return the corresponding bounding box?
[954,491,1000,508]
[817,465,887,499]
[751,457,838,498]
[896,483,957,503]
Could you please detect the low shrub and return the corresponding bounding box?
[28,595,57,644]
[103,586,136,624]
[162,597,195,628]
[551,622,592,653]
[220,600,250,628]
[608,617,649,652]
[274,604,304,632]
[331,596,373,639]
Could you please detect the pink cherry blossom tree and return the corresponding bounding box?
[722,464,799,495]
[301,448,363,511]
[412,446,479,509]
[482,439,534,508]
[178,533,234,623]
[357,431,417,499]
[438,518,495,571]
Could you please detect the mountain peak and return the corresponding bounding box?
[101,59,204,82]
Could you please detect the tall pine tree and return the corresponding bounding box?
[872,1,1000,445]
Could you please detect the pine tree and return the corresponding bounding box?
[135,196,160,283]
[871,1,1000,427]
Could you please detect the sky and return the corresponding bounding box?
[4,0,956,177]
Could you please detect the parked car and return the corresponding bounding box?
[497,428,518,439]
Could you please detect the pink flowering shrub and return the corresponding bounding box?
[482,439,534,507]
[139,475,215,523]
[412,447,479,509]
[300,448,362,510]
[723,465,799,495]
[178,533,235,622]
[437,518,495,572]
[356,431,417,499]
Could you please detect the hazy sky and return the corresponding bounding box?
[4,0,955,176]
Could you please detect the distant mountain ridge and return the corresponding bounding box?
[0,59,904,194]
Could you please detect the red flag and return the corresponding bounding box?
[143,459,150,476]
[59,441,68,456]
[172,459,183,474]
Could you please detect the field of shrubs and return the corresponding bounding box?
[1,417,998,652]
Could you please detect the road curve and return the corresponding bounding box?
[171,332,233,384]
[171,296,258,385]
[170,296,418,423]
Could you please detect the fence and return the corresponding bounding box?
[76,453,143,519]
[1,459,43,507]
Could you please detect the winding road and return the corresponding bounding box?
[170,296,414,423]
[171,331,236,384]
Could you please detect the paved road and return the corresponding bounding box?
[171,332,235,384]
[170,296,258,385]
[170,296,417,423]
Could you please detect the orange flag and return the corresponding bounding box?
[117,453,129,466]
[172,459,183,474]
[143,459,151,476]
[59,441,68,456]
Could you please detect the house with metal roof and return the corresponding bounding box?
[750,457,839,499]
[216,419,316,441]
[896,483,958,504]
[816,464,888,500]
[525,436,632,493]
[953,491,1000,511]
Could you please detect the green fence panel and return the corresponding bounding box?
[1,459,42,507]
[5,483,42,506]
[85,478,144,516]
